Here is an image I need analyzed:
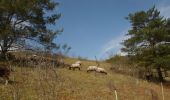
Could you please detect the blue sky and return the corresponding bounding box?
[53,0,170,60]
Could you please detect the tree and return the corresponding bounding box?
[0,0,61,59]
[122,6,170,82]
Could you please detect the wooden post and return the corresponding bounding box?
[108,82,118,100]
[161,82,164,100]
[114,90,118,100]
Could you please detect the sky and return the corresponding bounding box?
[52,0,170,60]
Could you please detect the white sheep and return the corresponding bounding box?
[75,61,82,64]
[87,66,97,72]
[32,54,37,57]
[69,63,81,70]
[87,66,107,75]
[96,67,107,75]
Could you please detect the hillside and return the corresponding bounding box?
[0,57,170,100]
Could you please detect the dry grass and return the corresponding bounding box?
[0,58,170,100]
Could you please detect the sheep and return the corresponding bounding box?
[96,67,107,75]
[87,66,107,75]
[30,54,38,65]
[69,61,82,70]
[32,54,37,57]
[75,61,81,64]
[87,66,97,72]
[0,64,10,85]
[69,63,81,70]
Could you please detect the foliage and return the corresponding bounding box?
[0,0,61,59]
[106,55,130,65]
[122,6,170,81]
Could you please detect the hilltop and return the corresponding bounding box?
[0,55,170,100]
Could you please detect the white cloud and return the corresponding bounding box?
[98,28,129,60]
[158,1,170,18]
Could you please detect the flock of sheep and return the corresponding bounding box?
[0,59,107,85]
[69,61,107,75]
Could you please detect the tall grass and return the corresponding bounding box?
[0,53,170,100]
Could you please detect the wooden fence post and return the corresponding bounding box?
[161,82,164,100]
[114,89,118,100]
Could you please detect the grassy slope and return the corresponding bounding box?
[0,58,170,100]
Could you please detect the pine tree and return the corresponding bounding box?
[122,6,170,82]
[0,0,61,59]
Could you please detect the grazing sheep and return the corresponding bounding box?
[75,61,81,64]
[69,63,81,70]
[30,54,38,65]
[32,54,37,57]
[87,66,97,72]
[96,67,107,75]
[0,64,10,85]
[87,66,107,75]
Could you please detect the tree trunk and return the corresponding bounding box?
[0,37,11,60]
[157,67,164,82]
[0,48,8,60]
